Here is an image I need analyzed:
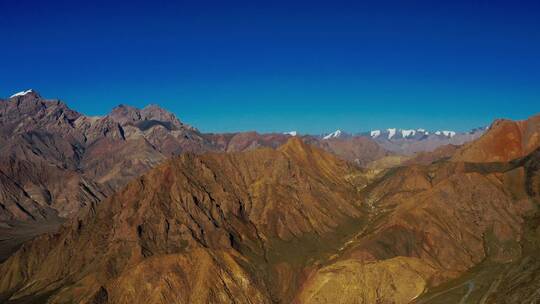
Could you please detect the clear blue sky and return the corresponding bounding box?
[1,0,539,134]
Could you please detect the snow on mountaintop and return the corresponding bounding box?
[435,130,456,137]
[366,128,470,140]
[387,128,397,139]
[284,131,298,136]
[401,129,416,138]
[370,130,381,138]
[323,129,342,139]
[10,89,35,98]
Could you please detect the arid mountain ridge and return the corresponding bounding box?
[0,89,389,261]
[0,89,391,223]
[0,112,539,303]
[0,89,540,303]
[2,88,472,223]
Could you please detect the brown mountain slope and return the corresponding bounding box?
[403,144,460,166]
[0,93,113,259]
[1,136,539,304]
[10,92,540,303]
[414,148,540,303]
[0,138,371,303]
[0,91,393,263]
[452,113,540,162]
[297,147,540,304]
[203,132,391,167]
[0,92,208,222]
[0,92,389,224]
[306,136,392,167]
[203,132,290,152]
[0,92,214,261]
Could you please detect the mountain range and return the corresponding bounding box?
[0,89,539,303]
[0,90,388,259]
[320,127,487,155]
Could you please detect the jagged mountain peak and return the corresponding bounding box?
[142,103,167,110]
[368,128,429,140]
[359,127,487,155]
[108,103,195,131]
[367,127,487,141]
[141,104,186,127]
[8,89,40,99]
[1,91,81,130]
[108,104,143,123]
[323,129,347,140]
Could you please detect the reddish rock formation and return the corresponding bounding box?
[452,114,540,162]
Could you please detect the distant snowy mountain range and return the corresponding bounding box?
[317,127,486,140]
[365,128,460,140]
[314,127,487,155]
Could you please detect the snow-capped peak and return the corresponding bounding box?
[435,130,456,138]
[10,89,35,98]
[284,131,297,136]
[387,128,397,139]
[367,128,467,140]
[401,129,416,138]
[370,130,381,138]
[323,129,342,140]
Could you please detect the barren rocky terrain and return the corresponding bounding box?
[1,91,539,303]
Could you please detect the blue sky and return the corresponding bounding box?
[1,0,539,134]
